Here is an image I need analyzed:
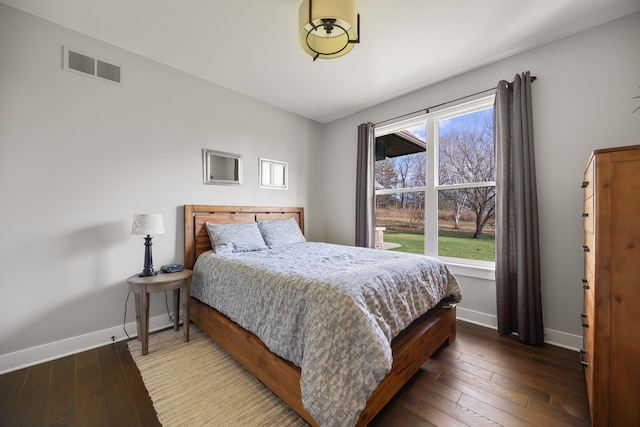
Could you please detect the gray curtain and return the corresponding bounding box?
[494,72,543,345]
[355,122,375,248]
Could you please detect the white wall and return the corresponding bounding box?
[322,12,640,347]
[0,4,324,370]
[2,4,639,372]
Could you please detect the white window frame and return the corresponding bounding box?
[374,95,496,278]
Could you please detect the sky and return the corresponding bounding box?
[407,107,493,140]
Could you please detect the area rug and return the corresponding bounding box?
[128,327,308,426]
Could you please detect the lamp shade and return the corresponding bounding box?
[299,0,359,60]
[131,214,165,236]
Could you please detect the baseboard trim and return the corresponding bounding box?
[456,306,498,329]
[456,307,581,351]
[0,314,177,375]
[543,328,582,351]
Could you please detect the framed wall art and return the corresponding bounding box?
[259,158,288,189]
[202,149,242,186]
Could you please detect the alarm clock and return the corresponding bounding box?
[161,264,184,273]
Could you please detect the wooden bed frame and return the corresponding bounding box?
[184,204,457,426]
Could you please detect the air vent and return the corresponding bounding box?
[63,46,122,85]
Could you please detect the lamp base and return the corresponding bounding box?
[138,270,158,277]
[139,235,157,277]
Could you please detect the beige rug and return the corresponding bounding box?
[128,327,309,427]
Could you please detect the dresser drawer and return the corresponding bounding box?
[582,290,595,411]
[582,289,594,329]
[581,344,594,414]
[583,232,595,271]
[583,264,594,304]
[583,158,594,199]
[583,194,594,234]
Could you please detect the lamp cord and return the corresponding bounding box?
[123,292,132,339]
[122,290,182,341]
[165,291,184,323]
[165,291,174,322]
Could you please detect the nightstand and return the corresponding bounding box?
[127,269,192,355]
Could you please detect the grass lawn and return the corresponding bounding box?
[383,229,495,261]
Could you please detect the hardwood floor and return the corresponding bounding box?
[0,321,589,426]
[0,339,160,427]
[371,321,590,427]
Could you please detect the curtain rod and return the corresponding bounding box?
[375,75,537,127]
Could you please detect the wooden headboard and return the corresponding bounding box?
[183,205,305,269]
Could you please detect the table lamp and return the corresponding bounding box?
[131,213,165,276]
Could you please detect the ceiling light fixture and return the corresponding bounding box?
[299,0,360,61]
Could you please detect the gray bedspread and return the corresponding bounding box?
[191,242,462,427]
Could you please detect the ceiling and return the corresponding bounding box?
[3,0,639,123]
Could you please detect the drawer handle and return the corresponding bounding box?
[581,181,589,188]
[581,313,589,328]
[582,245,590,252]
[580,349,589,367]
[582,279,590,290]
[582,213,589,218]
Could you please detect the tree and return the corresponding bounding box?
[464,186,495,238]
[375,158,397,188]
[439,189,468,229]
[393,153,423,208]
[438,111,495,238]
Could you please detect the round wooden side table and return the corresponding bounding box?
[127,269,192,355]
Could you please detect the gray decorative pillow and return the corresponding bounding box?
[205,222,268,253]
[257,217,306,249]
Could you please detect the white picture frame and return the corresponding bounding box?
[259,158,288,190]
[202,149,242,186]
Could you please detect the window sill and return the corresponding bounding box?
[443,261,495,280]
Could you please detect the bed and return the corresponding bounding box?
[184,204,461,426]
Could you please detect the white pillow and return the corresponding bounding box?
[205,222,268,253]
[257,217,306,249]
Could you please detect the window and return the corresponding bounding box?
[374,95,495,270]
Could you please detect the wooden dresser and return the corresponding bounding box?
[581,145,640,426]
